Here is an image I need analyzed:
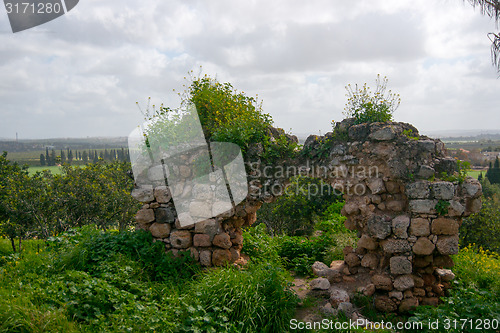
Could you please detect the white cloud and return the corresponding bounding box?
[0,0,499,139]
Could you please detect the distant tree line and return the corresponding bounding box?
[40,148,130,166]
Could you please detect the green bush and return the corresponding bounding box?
[184,261,298,333]
[51,226,198,282]
[460,197,500,253]
[256,176,342,236]
[343,75,400,125]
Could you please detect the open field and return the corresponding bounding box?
[28,166,63,175]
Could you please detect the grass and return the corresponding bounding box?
[28,165,63,175]
[467,170,483,179]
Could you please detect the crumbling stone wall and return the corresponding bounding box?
[131,119,481,313]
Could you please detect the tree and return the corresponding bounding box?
[466,0,500,72]
[40,153,46,166]
[68,149,73,163]
[50,149,56,166]
[45,147,50,166]
[60,150,66,164]
[82,150,88,163]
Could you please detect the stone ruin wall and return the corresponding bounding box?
[131,119,482,313]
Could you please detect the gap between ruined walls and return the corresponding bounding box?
[131,119,482,313]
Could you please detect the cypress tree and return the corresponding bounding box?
[60,150,66,164]
[491,157,500,184]
[82,150,88,163]
[40,154,46,166]
[50,150,56,166]
[45,147,51,166]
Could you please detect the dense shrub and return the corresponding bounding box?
[343,75,400,125]
[50,226,197,282]
[256,176,342,236]
[460,197,500,253]
[0,156,140,249]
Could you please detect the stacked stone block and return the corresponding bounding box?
[131,119,482,312]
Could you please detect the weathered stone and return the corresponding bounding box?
[149,222,171,238]
[212,249,232,266]
[390,256,412,275]
[193,234,211,247]
[387,200,405,212]
[392,215,410,238]
[431,182,455,200]
[212,201,233,217]
[372,274,393,291]
[435,268,455,282]
[148,165,168,181]
[433,255,454,268]
[312,261,329,276]
[155,207,175,224]
[345,253,361,267]
[357,235,378,250]
[466,197,482,215]
[413,288,426,297]
[448,200,465,216]
[436,235,459,255]
[170,230,192,249]
[342,202,360,215]
[363,284,376,296]
[417,165,435,179]
[194,219,220,237]
[338,302,354,318]
[212,233,232,249]
[462,177,482,198]
[189,201,212,217]
[421,297,439,306]
[409,199,438,214]
[320,302,337,316]
[385,181,400,194]
[374,295,397,312]
[310,277,330,290]
[188,247,199,261]
[369,126,396,141]
[394,274,415,291]
[413,275,425,288]
[409,218,430,236]
[135,208,155,224]
[381,239,411,254]
[389,291,403,300]
[361,253,378,269]
[431,218,459,235]
[406,181,430,199]
[132,186,155,204]
[367,215,392,239]
[231,233,243,245]
[417,140,436,152]
[329,287,350,307]
[368,178,386,194]
[399,297,419,312]
[154,186,171,203]
[199,250,212,267]
[413,237,435,256]
[175,216,195,230]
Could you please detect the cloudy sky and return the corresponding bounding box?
[1,0,499,139]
